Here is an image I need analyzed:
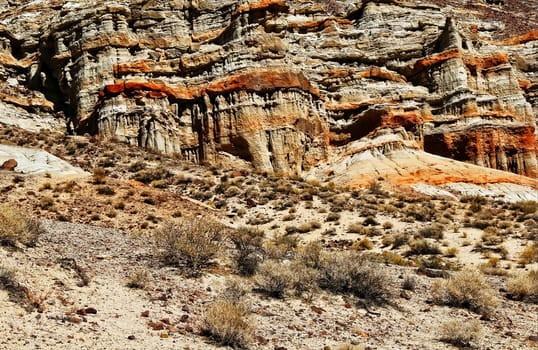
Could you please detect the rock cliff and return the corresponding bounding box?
[0,0,537,183]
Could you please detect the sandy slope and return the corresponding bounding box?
[1,219,537,350]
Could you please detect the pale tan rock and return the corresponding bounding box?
[0,0,537,181]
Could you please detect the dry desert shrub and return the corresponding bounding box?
[92,166,106,184]
[405,239,441,256]
[335,343,366,350]
[419,224,444,240]
[318,251,391,303]
[133,166,172,184]
[288,261,319,299]
[254,260,292,298]
[431,268,498,315]
[518,242,538,265]
[513,200,538,215]
[223,277,251,302]
[202,299,253,349]
[0,205,44,247]
[506,270,538,301]
[230,226,265,276]
[265,233,298,260]
[439,319,482,348]
[127,268,150,289]
[154,219,225,273]
[0,266,18,291]
[297,241,323,269]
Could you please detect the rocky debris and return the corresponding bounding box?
[0,0,537,184]
[0,144,86,175]
[1,158,17,171]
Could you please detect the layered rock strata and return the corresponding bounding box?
[0,0,537,180]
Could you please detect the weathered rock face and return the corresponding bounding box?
[0,0,537,179]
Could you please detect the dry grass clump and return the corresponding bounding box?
[335,343,366,350]
[352,238,374,251]
[202,299,253,349]
[133,167,172,184]
[326,212,341,222]
[419,224,444,240]
[0,205,44,247]
[518,242,538,265]
[431,268,498,315]
[297,241,323,269]
[439,319,482,348]
[405,239,441,256]
[154,219,225,274]
[506,270,538,301]
[96,185,115,195]
[127,268,150,289]
[92,167,106,184]
[513,200,538,215]
[265,233,298,260]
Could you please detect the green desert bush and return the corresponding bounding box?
[0,205,44,247]
[202,299,253,349]
[154,219,225,273]
[431,268,498,315]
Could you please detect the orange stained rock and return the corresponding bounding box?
[191,28,226,43]
[500,29,538,45]
[359,67,407,83]
[409,48,462,73]
[349,168,538,188]
[381,110,433,128]
[233,0,289,16]
[287,18,353,32]
[322,68,355,79]
[104,83,125,95]
[204,69,320,96]
[102,69,320,100]
[325,99,396,111]
[0,91,54,111]
[463,52,509,71]
[113,61,154,75]
[518,79,533,90]
[409,49,511,75]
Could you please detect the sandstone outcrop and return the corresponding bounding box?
[0,0,537,182]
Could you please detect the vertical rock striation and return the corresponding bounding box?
[0,0,537,179]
